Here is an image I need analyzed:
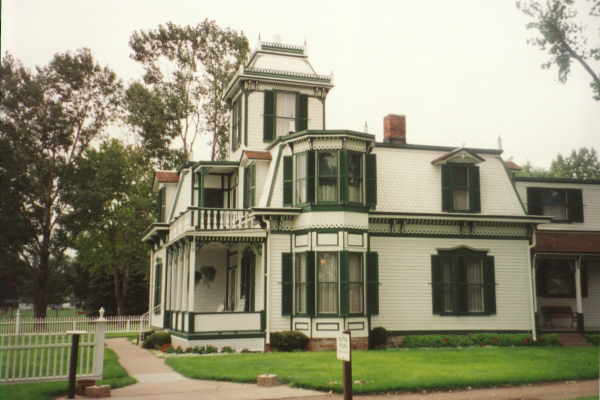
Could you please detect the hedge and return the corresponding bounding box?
[400,333,560,348]
[585,334,600,345]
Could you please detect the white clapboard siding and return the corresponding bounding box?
[269,234,292,333]
[374,148,525,215]
[515,181,600,231]
[370,237,533,332]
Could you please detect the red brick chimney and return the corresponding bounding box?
[383,114,406,144]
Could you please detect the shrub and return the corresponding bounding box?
[221,346,235,353]
[175,346,184,354]
[143,330,171,349]
[166,346,176,354]
[585,334,600,345]
[159,343,172,353]
[241,348,251,353]
[205,345,218,354]
[270,331,309,351]
[369,327,388,349]
[402,333,559,348]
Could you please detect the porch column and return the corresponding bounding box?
[188,238,196,312]
[575,257,584,332]
[174,246,180,311]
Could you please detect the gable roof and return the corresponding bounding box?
[155,171,179,183]
[430,147,485,165]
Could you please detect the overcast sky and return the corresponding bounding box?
[2,0,598,167]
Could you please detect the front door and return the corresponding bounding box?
[240,250,255,312]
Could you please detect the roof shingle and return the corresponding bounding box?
[155,171,179,183]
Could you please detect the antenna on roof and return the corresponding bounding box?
[304,37,308,53]
[497,136,503,150]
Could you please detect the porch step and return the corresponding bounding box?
[558,333,591,346]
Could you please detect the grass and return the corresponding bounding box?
[0,348,135,400]
[167,347,599,394]
[0,309,86,319]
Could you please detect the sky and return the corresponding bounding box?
[2,0,598,167]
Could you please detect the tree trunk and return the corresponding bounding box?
[33,233,51,318]
[113,267,126,316]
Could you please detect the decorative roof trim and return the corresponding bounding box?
[431,148,485,166]
[267,129,375,150]
[514,176,600,185]
[244,67,331,83]
[260,41,305,54]
[375,142,503,155]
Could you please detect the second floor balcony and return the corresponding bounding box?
[170,207,261,237]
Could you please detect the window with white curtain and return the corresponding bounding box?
[318,252,338,314]
[318,151,338,202]
[295,152,307,204]
[275,92,296,137]
[348,253,364,314]
[466,257,484,312]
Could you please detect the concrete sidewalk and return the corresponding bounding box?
[85,338,321,400]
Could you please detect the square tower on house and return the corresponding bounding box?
[223,41,334,161]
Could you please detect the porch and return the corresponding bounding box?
[154,234,266,347]
[533,254,600,333]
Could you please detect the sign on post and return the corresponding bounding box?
[337,330,352,400]
[336,332,351,362]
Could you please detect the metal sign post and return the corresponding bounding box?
[336,330,352,400]
[66,330,86,399]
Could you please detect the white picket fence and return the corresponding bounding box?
[0,316,106,383]
[0,310,149,336]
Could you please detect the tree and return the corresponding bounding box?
[550,147,600,179]
[127,20,249,161]
[0,50,122,317]
[70,140,152,315]
[517,0,600,100]
[515,146,600,179]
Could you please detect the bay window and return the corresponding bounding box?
[317,151,338,202]
[295,152,307,204]
[318,252,338,314]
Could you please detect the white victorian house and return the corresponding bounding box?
[143,41,598,351]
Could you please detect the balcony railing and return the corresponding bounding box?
[170,207,258,237]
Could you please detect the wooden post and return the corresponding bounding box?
[574,257,584,332]
[337,330,352,400]
[93,308,106,377]
[66,330,86,399]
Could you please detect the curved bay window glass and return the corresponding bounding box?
[295,152,307,204]
[348,253,364,314]
[318,151,338,202]
[295,253,307,314]
[348,152,363,203]
[318,252,338,314]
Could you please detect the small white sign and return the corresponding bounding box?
[336,333,351,362]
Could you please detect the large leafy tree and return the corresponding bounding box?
[0,50,122,317]
[516,146,600,179]
[517,0,600,100]
[70,139,153,315]
[126,19,249,162]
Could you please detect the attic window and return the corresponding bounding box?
[431,148,485,166]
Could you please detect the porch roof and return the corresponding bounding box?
[536,230,600,254]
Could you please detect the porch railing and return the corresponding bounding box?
[171,207,258,237]
[164,310,265,333]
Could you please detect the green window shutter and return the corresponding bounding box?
[281,252,293,316]
[243,167,249,209]
[232,100,238,152]
[263,91,275,142]
[527,187,543,215]
[157,187,165,221]
[237,99,242,147]
[306,252,316,316]
[340,150,349,204]
[567,189,584,222]
[366,153,377,208]
[431,255,443,314]
[295,94,308,132]
[154,262,162,307]
[339,251,349,316]
[250,164,256,208]
[283,156,293,206]
[469,166,481,212]
[484,256,496,315]
[306,151,316,204]
[441,165,452,211]
[366,252,379,315]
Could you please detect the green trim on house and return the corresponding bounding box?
[267,130,374,150]
[369,233,528,240]
[300,204,370,213]
[375,142,504,155]
[260,42,305,54]
[244,67,331,83]
[386,330,531,335]
[170,331,265,340]
[369,211,551,221]
[514,176,600,185]
[273,228,367,235]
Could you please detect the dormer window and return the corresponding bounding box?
[264,91,308,142]
[432,149,483,213]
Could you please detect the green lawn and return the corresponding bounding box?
[0,348,135,400]
[167,347,599,393]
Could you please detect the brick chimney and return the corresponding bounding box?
[383,114,406,144]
